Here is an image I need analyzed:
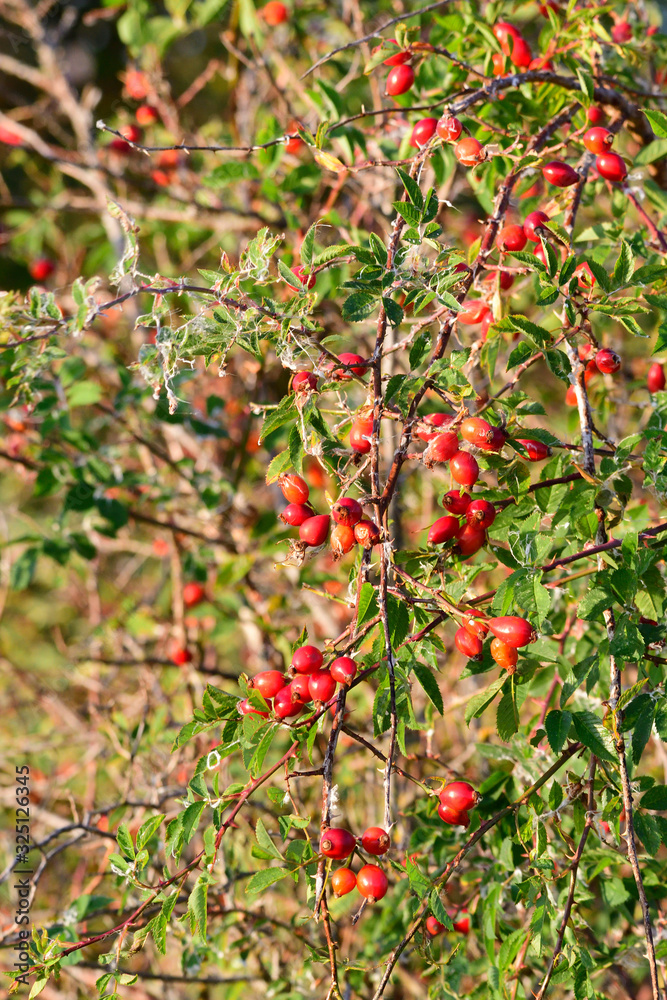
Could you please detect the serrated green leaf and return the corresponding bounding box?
[412,660,443,714]
[245,866,289,894]
[571,710,616,763]
[545,710,572,754]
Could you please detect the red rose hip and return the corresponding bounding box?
[465,499,496,529]
[648,362,666,392]
[278,473,309,504]
[596,152,627,182]
[427,515,459,545]
[454,626,484,660]
[439,781,480,812]
[330,656,357,684]
[299,514,330,547]
[449,450,479,487]
[595,348,621,374]
[437,802,470,827]
[361,826,391,855]
[386,64,414,96]
[583,127,613,155]
[320,827,356,859]
[356,864,388,902]
[332,498,363,526]
[409,117,438,148]
[542,160,579,187]
[487,615,536,647]
[291,644,323,674]
[331,867,357,897]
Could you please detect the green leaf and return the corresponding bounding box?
[182,800,206,843]
[136,814,164,850]
[412,660,443,714]
[342,291,377,322]
[641,785,667,810]
[584,258,611,293]
[245,866,289,894]
[611,240,634,287]
[10,548,38,590]
[255,817,283,860]
[428,890,453,930]
[396,167,424,209]
[300,223,317,269]
[545,710,572,754]
[259,395,296,443]
[496,688,519,741]
[465,675,507,725]
[630,694,655,765]
[577,587,614,621]
[571,710,616,763]
[644,108,667,139]
[116,822,135,860]
[386,594,410,647]
[634,810,661,856]
[357,582,379,627]
[188,876,209,940]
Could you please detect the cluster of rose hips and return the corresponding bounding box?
[395,412,546,557]
[239,643,357,720]
[437,779,481,829]
[277,472,380,556]
[383,19,631,185]
[320,825,391,903]
[453,614,537,674]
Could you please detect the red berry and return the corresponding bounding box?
[596,152,627,182]
[439,781,480,812]
[426,915,445,936]
[455,523,486,558]
[466,499,496,529]
[595,348,621,374]
[349,415,374,453]
[452,909,470,933]
[565,384,578,407]
[386,64,414,96]
[458,300,491,325]
[454,626,484,660]
[482,269,514,291]
[331,523,356,557]
[279,473,309,504]
[292,371,318,393]
[509,35,532,68]
[460,416,493,447]
[516,438,550,461]
[285,133,305,155]
[417,412,453,441]
[583,127,613,155]
[542,160,579,187]
[648,362,666,392]
[124,69,150,100]
[361,826,391,855]
[330,656,357,684]
[292,645,324,674]
[427,515,459,545]
[334,352,368,378]
[442,490,471,515]
[436,115,463,142]
[492,52,507,76]
[449,450,479,487]
[299,513,330,547]
[523,210,549,242]
[490,637,519,672]
[289,674,311,702]
[287,265,316,290]
[454,137,485,166]
[332,498,363,527]
[280,502,315,526]
[462,612,490,638]
[356,864,388,902]
[409,117,438,148]
[309,670,337,702]
[611,19,632,43]
[239,698,269,717]
[250,670,285,699]
[183,582,205,607]
[497,224,527,253]
[320,827,356,860]
[437,802,470,827]
[0,125,22,145]
[331,867,357,897]
[487,615,536,648]
[262,0,288,24]
[28,258,55,281]
[273,686,304,718]
[423,431,460,465]
[587,106,605,125]
[135,104,159,126]
[354,519,381,548]
[476,426,508,452]
[529,56,553,71]
[170,645,192,666]
[492,21,521,48]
